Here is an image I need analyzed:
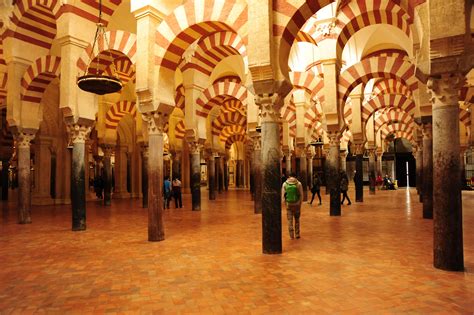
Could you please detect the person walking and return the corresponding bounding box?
[340,171,352,205]
[163,176,172,209]
[281,173,304,239]
[309,173,322,205]
[172,177,183,208]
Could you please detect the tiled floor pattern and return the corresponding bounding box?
[0,188,473,314]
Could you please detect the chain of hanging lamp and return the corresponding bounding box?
[77,0,122,95]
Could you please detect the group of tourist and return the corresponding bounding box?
[163,177,183,209]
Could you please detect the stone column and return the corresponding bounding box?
[252,134,262,214]
[1,159,9,200]
[327,132,341,216]
[422,121,433,219]
[324,146,330,195]
[14,131,36,224]
[143,112,167,242]
[218,155,224,193]
[32,137,53,205]
[354,144,364,202]
[307,150,313,191]
[114,144,129,198]
[224,157,229,191]
[376,151,383,177]
[339,150,347,172]
[163,155,171,179]
[368,148,376,195]
[208,153,216,200]
[141,144,149,208]
[188,141,202,211]
[102,144,114,206]
[298,147,308,201]
[172,151,182,180]
[429,73,464,271]
[68,124,92,230]
[259,95,282,254]
[460,146,467,189]
[285,153,292,175]
[416,140,423,202]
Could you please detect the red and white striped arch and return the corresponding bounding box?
[362,94,416,122]
[304,61,324,76]
[103,57,135,85]
[0,73,7,105]
[362,49,408,61]
[155,0,247,71]
[196,81,248,117]
[459,108,471,129]
[212,111,246,136]
[341,129,353,146]
[220,125,246,142]
[225,133,247,150]
[289,71,325,105]
[175,120,186,140]
[222,99,246,114]
[56,0,122,26]
[295,30,317,46]
[334,0,411,60]
[310,121,325,141]
[304,101,324,129]
[338,56,418,112]
[280,99,297,137]
[105,101,137,130]
[9,0,60,49]
[379,121,414,137]
[371,78,413,99]
[77,30,137,74]
[381,126,414,143]
[374,108,415,132]
[21,55,61,103]
[275,0,333,77]
[174,85,185,110]
[179,31,247,76]
[460,86,474,103]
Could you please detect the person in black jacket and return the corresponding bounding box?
[340,171,351,205]
[308,173,322,205]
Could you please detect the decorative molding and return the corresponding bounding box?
[142,111,168,136]
[256,94,280,123]
[14,132,36,148]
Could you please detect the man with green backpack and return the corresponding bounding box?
[281,173,304,239]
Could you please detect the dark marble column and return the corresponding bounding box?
[1,159,9,201]
[324,147,330,195]
[307,151,313,192]
[422,121,433,219]
[224,158,229,191]
[259,97,282,254]
[327,132,341,216]
[68,125,91,230]
[102,145,114,206]
[298,148,308,201]
[430,74,464,271]
[252,135,262,214]
[189,141,202,211]
[15,132,35,224]
[368,149,376,195]
[354,145,363,202]
[415,139,423,202]
[218,156,224,193]
[285,154,292,175]
[172,151,181,180]
[208,154,216,200]
[460,147,467,189]
[143,113,166,242]
[141,145,149,208]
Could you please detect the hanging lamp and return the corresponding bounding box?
[77,0,122,95]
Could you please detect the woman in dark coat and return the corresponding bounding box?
[340,171,351,205]
[309,174,322,205]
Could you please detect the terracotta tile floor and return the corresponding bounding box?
[1,188,473,314]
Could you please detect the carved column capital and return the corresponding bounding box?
[188,141,203,155]
[14,131,36,148]
[422,122,433,139]
[255,94,280,123]
[327,131,341,147]
[101,144,115,157]
[367,148,376,158]
[67,124,92,144]
[251,135,262,151]
[353,142,365,155]
[142,111,168,136]
[427,73,465,107]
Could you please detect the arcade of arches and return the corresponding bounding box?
[0,0,473,312]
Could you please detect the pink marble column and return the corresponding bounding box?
[422,121,433,219]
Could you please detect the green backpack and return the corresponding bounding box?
[285,183,299,203]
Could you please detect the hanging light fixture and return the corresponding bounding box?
[77,0,122,95]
